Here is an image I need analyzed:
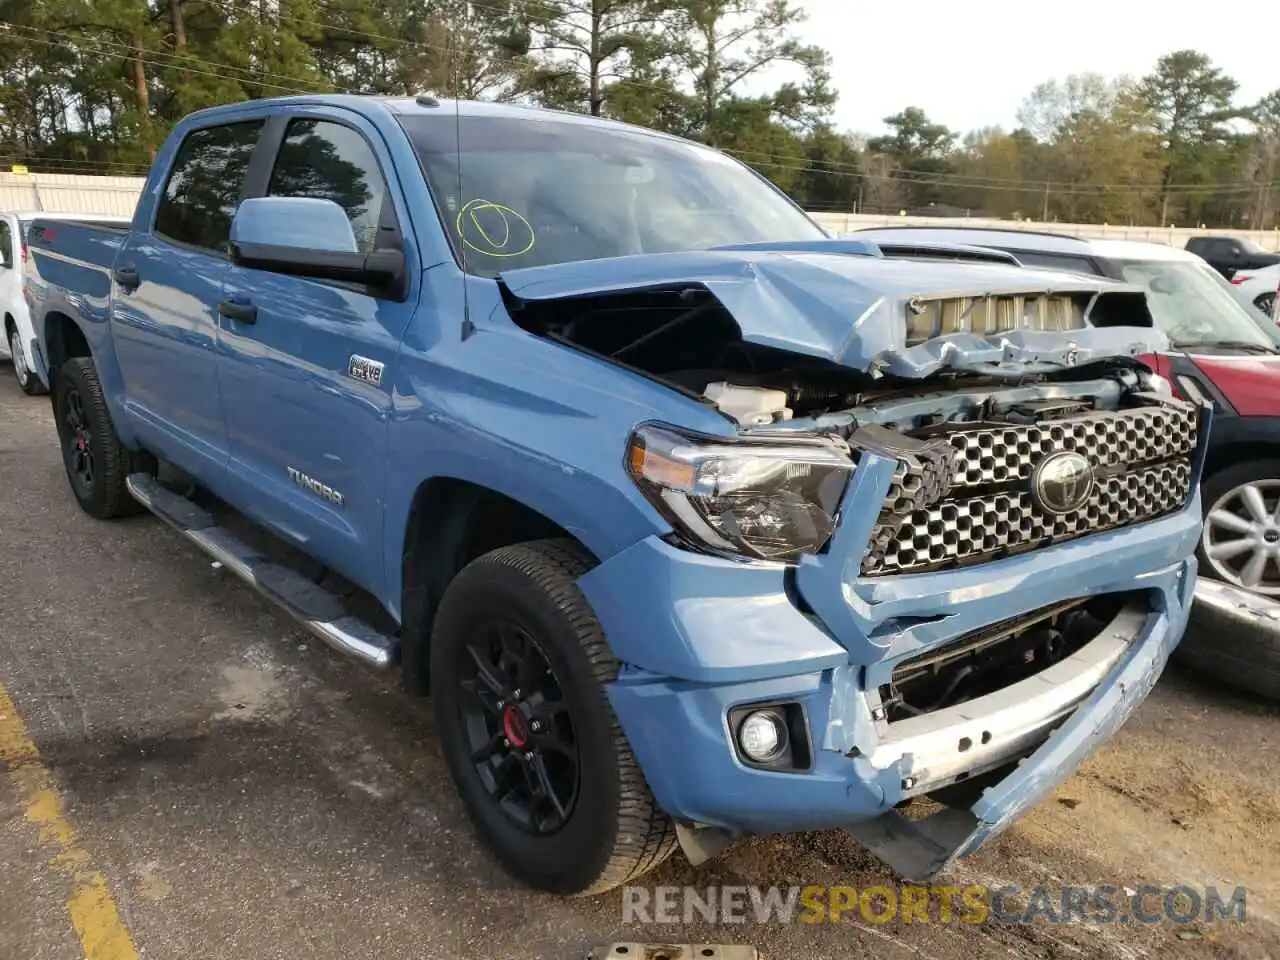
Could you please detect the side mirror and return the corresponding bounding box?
[229,197,404,293]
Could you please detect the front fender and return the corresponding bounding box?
[381,294,734,621]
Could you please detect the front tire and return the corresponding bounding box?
[8,326,44,396]
[53,357,143,519]
[430,539,676,895]
[1256,292,1276,319]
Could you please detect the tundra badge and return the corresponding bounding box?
[288,467,345,507]
[347,354,384,387]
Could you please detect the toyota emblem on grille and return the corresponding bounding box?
[1031,451,1095,515]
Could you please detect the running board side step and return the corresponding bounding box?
[126,473,398,670]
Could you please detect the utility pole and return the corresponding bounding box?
[1042,181,1050,223]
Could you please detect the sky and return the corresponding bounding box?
[785,0,1279,137]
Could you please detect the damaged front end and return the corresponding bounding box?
[530,250,1208,881]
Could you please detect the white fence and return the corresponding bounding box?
[5,172,1280,252]
[0,172,145,217]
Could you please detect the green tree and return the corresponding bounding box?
[522,0,677,116]
[1242,90,1280,229]
[792,125,861,211]
[867,107,956,210]
[1136,50,1241,225]
[671,0,834,145]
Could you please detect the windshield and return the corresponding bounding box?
[1239,238,1267,255]
[1117,259,1279,350]
[398,113,825,276]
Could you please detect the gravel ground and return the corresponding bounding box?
[1,368,1277,960]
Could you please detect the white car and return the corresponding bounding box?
[1231,262,1280,320]
[1,210,132,394]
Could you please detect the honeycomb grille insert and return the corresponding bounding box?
[860,401,1198,576]
[948,405,1197,491]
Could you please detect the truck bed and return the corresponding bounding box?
[25,218,128,306]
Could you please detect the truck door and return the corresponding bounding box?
[216,109,419,596]
[110,118,265,482]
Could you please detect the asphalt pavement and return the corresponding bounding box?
[1,369,1278,960]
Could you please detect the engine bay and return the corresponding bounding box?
[503,284,1167,434]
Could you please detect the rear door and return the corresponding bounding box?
[216,108,420,593]
[110,118,265,482]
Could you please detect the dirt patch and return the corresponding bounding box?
[1014,724,1280,924]
[212,646,289,722]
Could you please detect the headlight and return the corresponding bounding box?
[626,424,854,562]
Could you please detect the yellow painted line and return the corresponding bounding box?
[0,681,139,960]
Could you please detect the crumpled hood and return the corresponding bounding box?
[498,245,1170,377]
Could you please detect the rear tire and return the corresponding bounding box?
[430,539,676,895]
[53,357,145,519]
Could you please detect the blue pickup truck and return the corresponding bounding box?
[23,95,1208,895]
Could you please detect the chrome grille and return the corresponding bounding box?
[860,399,1199,576]
[949,405,1197,490]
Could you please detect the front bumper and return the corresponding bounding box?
[583,506,1198,877]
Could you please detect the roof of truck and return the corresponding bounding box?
[179,93,697,150]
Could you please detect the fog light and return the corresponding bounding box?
[738,710,788,763]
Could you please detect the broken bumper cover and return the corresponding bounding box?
[1192,577,1280,632]
[585,508,1198,877]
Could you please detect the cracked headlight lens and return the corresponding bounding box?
[626,424,854,562]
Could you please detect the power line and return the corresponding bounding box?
[4,16,1277,203]
[2,23,333,94]
[725,147,1280,195]
[5,30,324,97]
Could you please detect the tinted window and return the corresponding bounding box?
[1007,250,1101,276]
[267,119,389,255]
[0,221,11,268]
[399,114,824,276]
[154,121,264,253]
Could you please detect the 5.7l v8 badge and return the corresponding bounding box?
[347,354,384,387]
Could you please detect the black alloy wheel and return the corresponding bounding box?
[458,619,579,835]
[430,539,676,895]
[61,384,96,495]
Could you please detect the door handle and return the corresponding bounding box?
[113,265,140,289]
[218,297,258,324]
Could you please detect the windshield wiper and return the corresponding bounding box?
[1173,339,1279,355]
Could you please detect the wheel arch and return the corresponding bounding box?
[398,476,599,695]
[42,310,92,391]
[1202,442,1280,482]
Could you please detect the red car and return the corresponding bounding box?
[857,227,1280,700]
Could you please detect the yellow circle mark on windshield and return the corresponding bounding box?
[457,199,535,258]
